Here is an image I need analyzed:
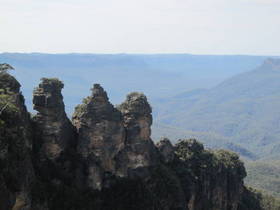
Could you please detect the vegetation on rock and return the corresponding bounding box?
[0,69,279,210]
[0,63,14,74]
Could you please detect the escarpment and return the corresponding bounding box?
[0,73,34,210]
[169,139,246,210]
[0,73,267,210]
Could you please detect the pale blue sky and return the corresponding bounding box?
[0,0,279,55]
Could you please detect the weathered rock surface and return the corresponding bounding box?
[32,78,77,183]
[118,92,159,177]
[0,74,268,210]
[72,84,125,189]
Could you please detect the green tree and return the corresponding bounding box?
[0,63,16,115]
[0,63,14,74]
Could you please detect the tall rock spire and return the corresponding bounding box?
[72,84,125,189]
[118,92,158,177]
[32,78,77,182]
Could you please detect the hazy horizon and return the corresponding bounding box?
[0,52,279,57]
[1,0,280,55]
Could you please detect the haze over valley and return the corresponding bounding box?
[2,53,280,197]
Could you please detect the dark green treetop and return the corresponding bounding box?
[0,63,14,74]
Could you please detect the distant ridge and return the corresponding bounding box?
[0,53,267,114]
[262,58,280,69]
[154,58,280,160]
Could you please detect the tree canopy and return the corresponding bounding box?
[0,63,14,73]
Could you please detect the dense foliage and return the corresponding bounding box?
[239,187,280,210]
[0,63,14,74]
[245,160,280,198]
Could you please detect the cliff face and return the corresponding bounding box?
[0,73,266,210]
[168,139,246,210]
[0,73,34,210]
[71,88,160,190]
[72,84,125,189]
[118,92,159,177]
[32,78,77,185]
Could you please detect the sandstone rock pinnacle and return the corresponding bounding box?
[118,92,158,176]
[73,84,125,189]
[32,78,77,182]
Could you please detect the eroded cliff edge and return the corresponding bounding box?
[0,73,270,210]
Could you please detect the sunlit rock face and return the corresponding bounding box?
[32,78,77,183]
[72,88,160,189]
[73,84,125,189]
[118,92,159,177]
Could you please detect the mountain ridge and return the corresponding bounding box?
[0,53,269,113]
[153,58,280,159]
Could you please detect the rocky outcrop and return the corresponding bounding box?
[0,73,34,210]
[0,73,269,210]
[72,84,125,189]
[158,138,247,210]
[32,78,77,183]
[72,88,161,190]
[172,139,246,210]
[118,92,159,177]
[156,137,176,163]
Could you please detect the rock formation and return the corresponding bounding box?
[0,73,34,210]
[72,84,125,189]
[32,78,77,184]
[156,137,176,163]
[0,73,271,210]
[171,139,246,210]
[118,92,159,177]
